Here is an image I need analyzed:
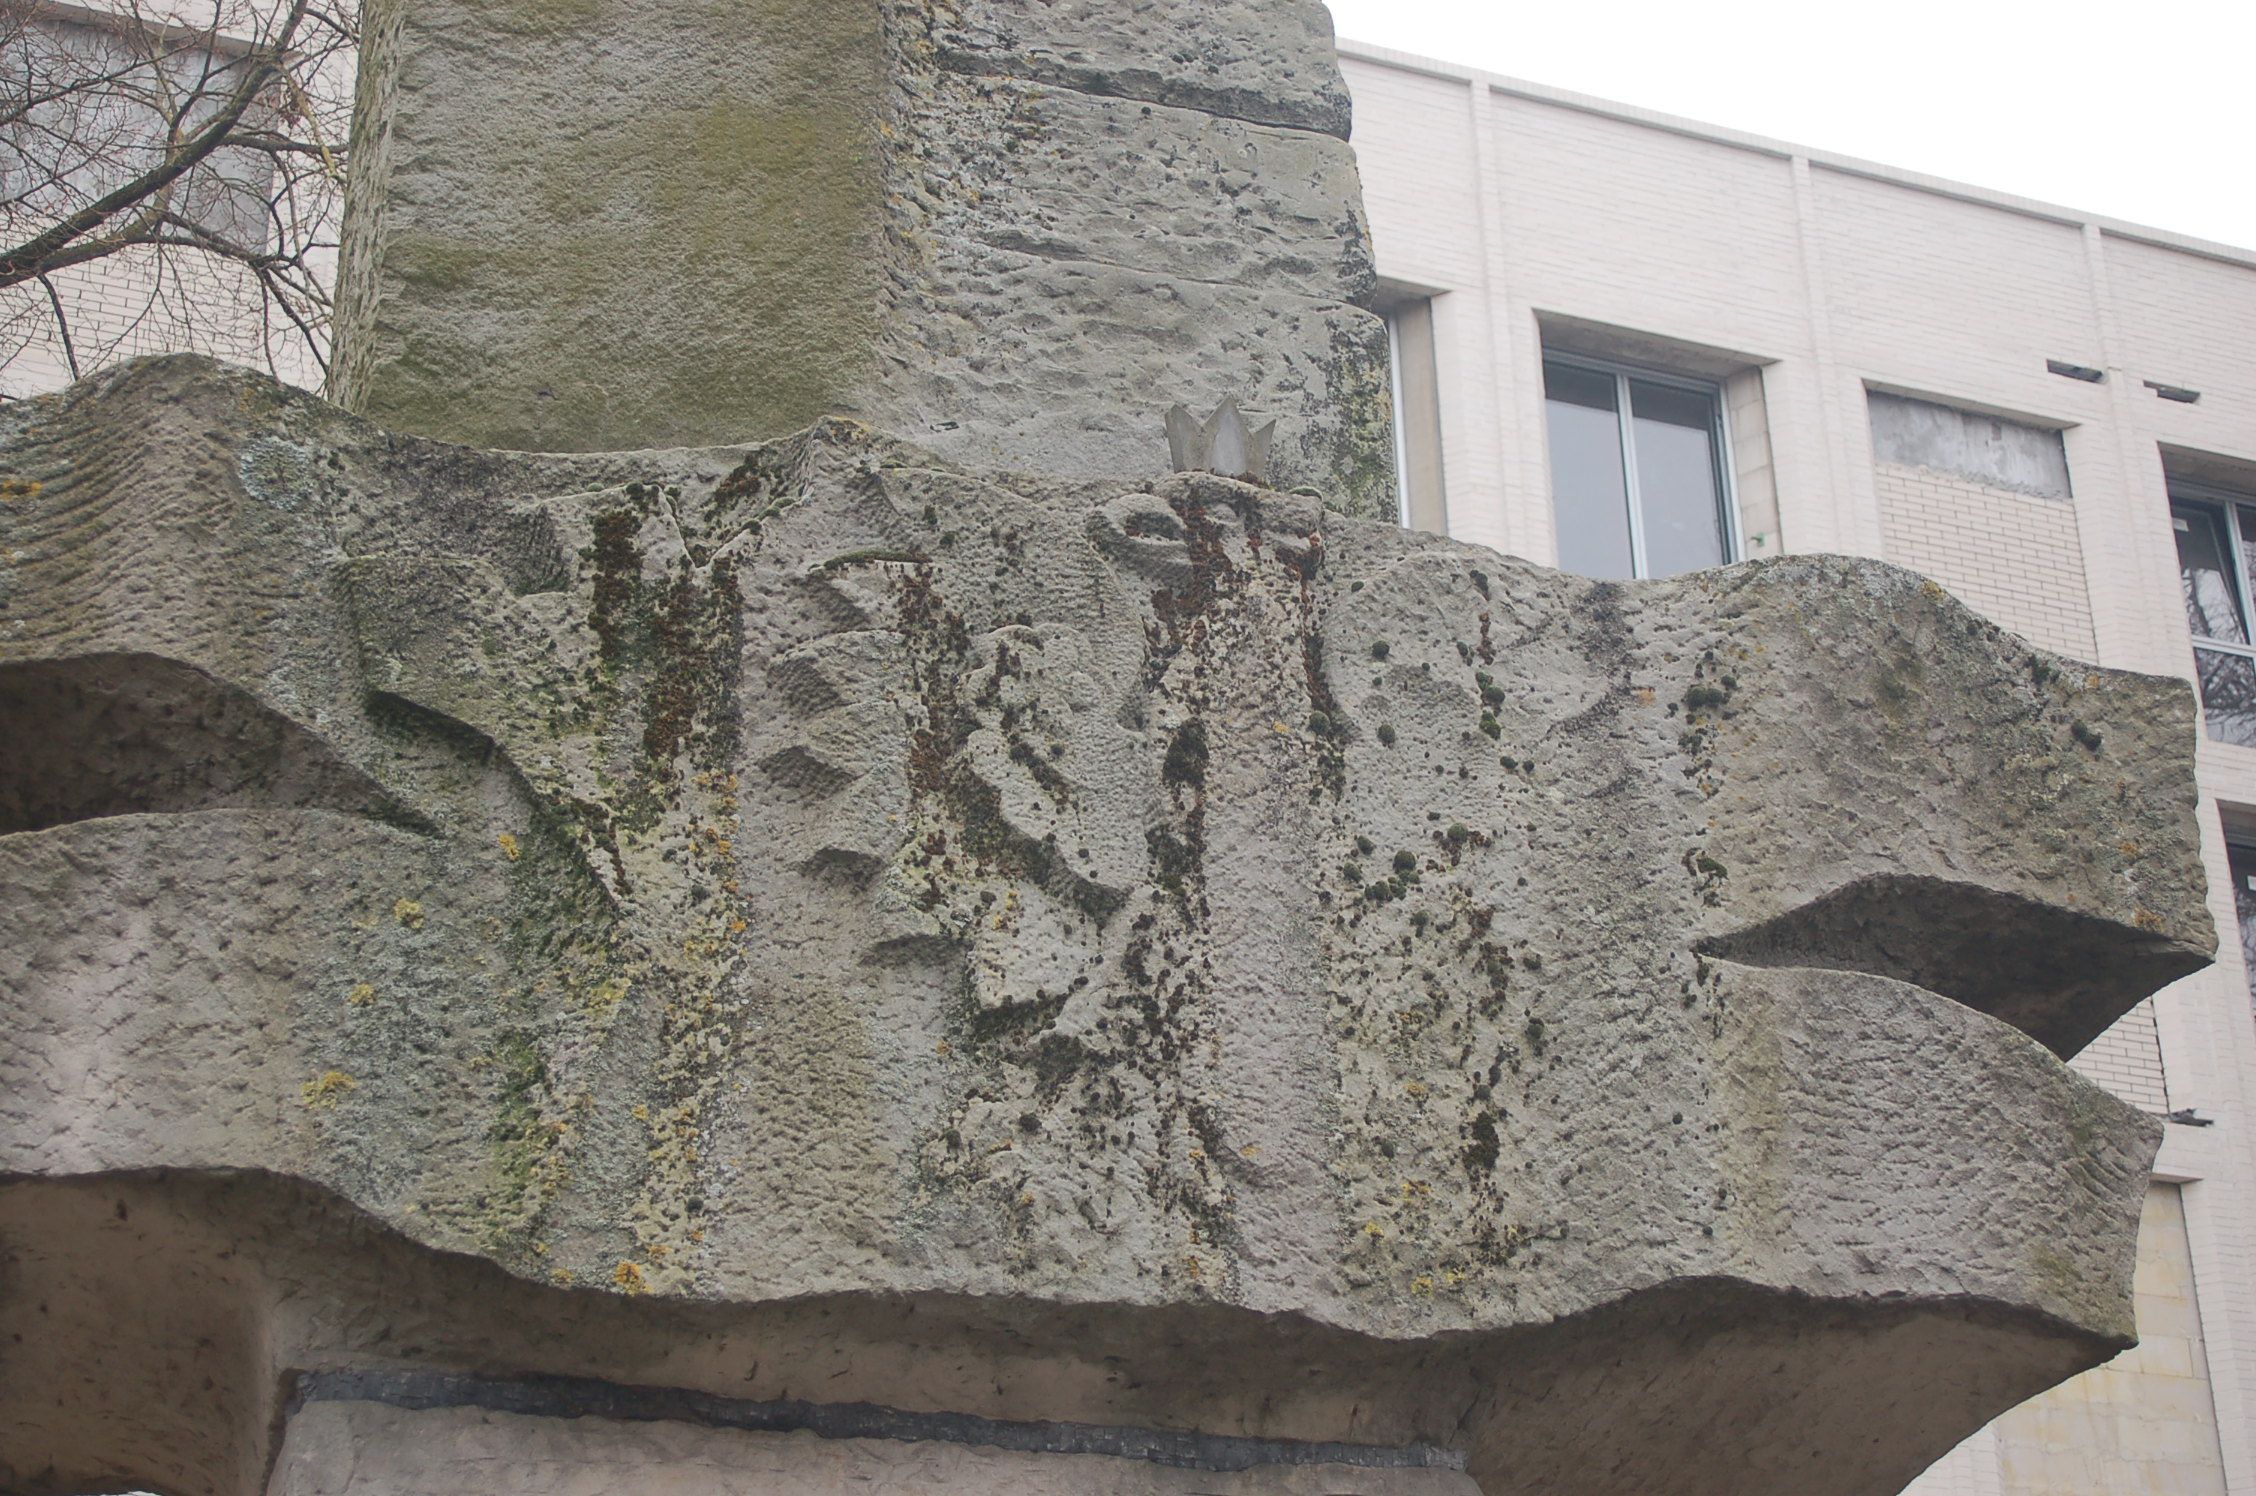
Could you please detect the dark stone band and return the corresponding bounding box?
[289,1368,1467,1474]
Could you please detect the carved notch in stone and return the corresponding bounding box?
[1166,399,1278,484]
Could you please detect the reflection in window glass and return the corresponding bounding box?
[2195,650,2256,748]
[2174,504,2248,644]
[1542,356,1732,581]
[2174,489,2256,748]
[1543,362,1634,580]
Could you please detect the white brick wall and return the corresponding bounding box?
[0,249,326,401]
[2072,1001,2171,1116]
[1344,42,2256,1495]
[1874,461,2099,661]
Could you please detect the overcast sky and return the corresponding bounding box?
[1325,0,2256,252]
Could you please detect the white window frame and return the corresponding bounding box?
[1387,311,1412,528]
[1541,350,1743,579]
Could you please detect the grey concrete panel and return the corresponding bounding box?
[1869,392,2074,498]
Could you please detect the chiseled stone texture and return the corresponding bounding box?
[0,359,2217,1496]
[332,0,1394,516]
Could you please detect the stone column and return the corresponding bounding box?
[332,0,1397,518]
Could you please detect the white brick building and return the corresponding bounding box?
[1343,39,2256,1496]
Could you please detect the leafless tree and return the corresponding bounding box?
[0,0,357,391]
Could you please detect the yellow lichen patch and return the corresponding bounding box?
[301,1071,357,1109]
[630,1103,650,1122]
[1240,1144,1260,1158]
[645,1242,669,1261]
[393,897,426,929]
[1363,1219,1386,1238]
[1410,1274,1436,1295]
[1920,579,1947,602]
[498,833,522,862]
[550,1267,576,1286]
[347,982,377,1007]
[612,1261,649,1295]
[2133,908,2167,932]
[584,976,631,1019]
[0,477,40,503]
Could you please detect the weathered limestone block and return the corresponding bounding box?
[332,0,1394,515]
[332,0,892,455]
[0,358,2214,1495]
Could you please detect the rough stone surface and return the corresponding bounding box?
[925,0,1358,137]
[330,0,1394,516]
[0,358,2215,1495]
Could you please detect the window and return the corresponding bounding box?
[1543,355,1734,579]
[1381,291,1448,534]
[2170,484,2256,748]
[2232,837,2256,998]
[0,13,278,256]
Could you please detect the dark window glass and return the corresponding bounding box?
[2232,840,2256,1017]
[1544,361,1634,580]
[2173,494,2256,748]
[2235,508,2256,628]
[1630,379,1728,577]
[2174,503,2248,644]
[2194,650,2256,748]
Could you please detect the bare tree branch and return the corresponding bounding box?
[0,0,357,389]
[35,269,77,378]
[0,0,313,288]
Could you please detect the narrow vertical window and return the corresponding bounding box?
[2171,487,2256,748]
[1543,355,1734,580]
[1543,360,1635,578]
[1629,379,1730,576]
[2231,837,2256,1017]
[1383,295,1448,534]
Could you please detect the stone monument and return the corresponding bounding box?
[0,4,2219,1495]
